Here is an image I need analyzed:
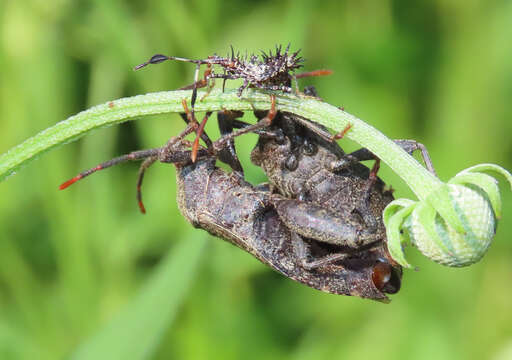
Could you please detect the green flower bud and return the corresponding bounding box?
[385,164,512,268]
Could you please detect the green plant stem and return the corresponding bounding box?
[0,89,442,200]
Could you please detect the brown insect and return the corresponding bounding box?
[215,86,435,272]
[59,109,401,300]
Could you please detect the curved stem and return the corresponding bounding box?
[0,88,443,200]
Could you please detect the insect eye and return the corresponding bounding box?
[285,154,299,171]
[302,139,318,156]
[275,132,286,145]
[371,261,401,294]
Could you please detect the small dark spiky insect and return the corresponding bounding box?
[134,45,331,160]
[135,44,328,99]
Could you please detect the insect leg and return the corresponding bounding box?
[191,112,213,163]
[290,233,351,270]
[217,110,245,177]
[190,62,202,113]
[180,98,214,162]
[237,79,250,97]
[258,84,293,93]
[348,140,437,176]
[213,95,277,152]
[222,69,227,92]
[356,158,381,233]
[230,117,285,139]
[274,198,378,248]
[60,117,214,213]
[134,125,213,213]
[179,113,213,150]
[331,123,353,141]
[200,65,216,101]
[136,156,158,214]
[190,72,238,99]
[392,140,437,176]
[178,64,212,93]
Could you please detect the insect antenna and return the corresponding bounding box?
[136,156,158,214]
[133,54,207,71]
[59,148,161,190]
[295,69,333,79]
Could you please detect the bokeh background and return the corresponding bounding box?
[1,1,512,359]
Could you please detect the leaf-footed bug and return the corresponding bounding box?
[59,113,401,301]
[216,86,436,271]
[134,44,332,161]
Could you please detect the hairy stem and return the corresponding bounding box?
[0,88,442,200]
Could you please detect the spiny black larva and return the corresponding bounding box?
[134,44,331,105]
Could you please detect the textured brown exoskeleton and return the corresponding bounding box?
[59,110,401,301]
[219,87,435,271]
[172,145,400,301]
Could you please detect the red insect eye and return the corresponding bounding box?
[372,261,401,294]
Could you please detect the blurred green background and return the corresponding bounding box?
[1,0,512,359]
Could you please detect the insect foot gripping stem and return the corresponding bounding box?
[384,164,512,267]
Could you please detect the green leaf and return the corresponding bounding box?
[425,184,466,235]
[382,198,416,225]
[413,201,457,263]
[462,163,512,190]
[70,234,207,360]
[384,201,416,268]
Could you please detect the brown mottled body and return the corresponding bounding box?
[171,153,399,301]
[59,95,402,300]
[250,110,393,252]
[246,87,434,263]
